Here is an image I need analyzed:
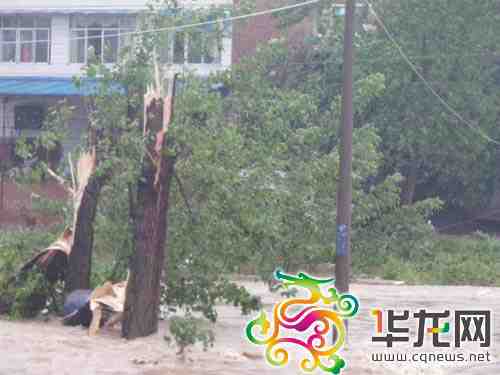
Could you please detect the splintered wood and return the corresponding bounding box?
[47,149,97,233]
[89,280,127,336]
[19,228,73,283]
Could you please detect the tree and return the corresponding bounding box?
[40,0,242,297]
[277,0,500,211]
[65,69,128,292]
[100,0,256,338]
[186,38,441,280]
[357,0,500,209]
[11,0,442,338]
[66,157,107,292]
[13,103,103,292]
[122,76,178,339]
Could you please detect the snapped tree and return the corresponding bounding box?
[122,75,178,339]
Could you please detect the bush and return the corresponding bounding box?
[165,314,215,355]
[380,257,421,283]
[425,234,500,286]
[363,233,500,286]
[0,229,61,318]
[7,270,51,319]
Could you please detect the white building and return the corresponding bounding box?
[0,0,232,165]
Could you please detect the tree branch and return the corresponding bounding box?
[128,182,136,225]
[174,171,198,224]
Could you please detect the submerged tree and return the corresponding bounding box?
[8,0,449,340]
[76,0,258,338]
[122,76,178,338]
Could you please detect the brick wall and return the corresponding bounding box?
[0,178,67,228]
[232,0,314,64]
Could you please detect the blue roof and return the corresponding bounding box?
[0,77,110,97]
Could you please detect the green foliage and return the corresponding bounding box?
[357,0,500,209]
[12,1,498,347]
[353,185,442,272]
[31,195,69,223]
[211,40,441,284]
[165,313,215,355]
[7,270,51,319]
[0,229,58,318]
[279,0,500,210]
[161,268,261,322]
[13,102,74,184]
[380,257,421,283]
[61,1,265,327]
[0,229,54,267]
[425,234,500,286]
[367,234,500,286]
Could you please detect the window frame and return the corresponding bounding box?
[14,104,46,135]
[0,15,51,64]
[167,30,222,65]
[69,16,134,65]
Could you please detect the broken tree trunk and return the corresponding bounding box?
[48,150,101,293]
[122,75,177,339]
[20,228,73,283]
[66,174,105,292]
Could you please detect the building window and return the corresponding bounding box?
[15,105,45,131]
[70,15,135,64]
[0,16,51,63]
[162,31,222,65]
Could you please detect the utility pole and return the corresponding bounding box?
[335,0,355,296]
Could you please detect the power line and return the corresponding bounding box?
[0,0,321,45]
[363,0,500,146]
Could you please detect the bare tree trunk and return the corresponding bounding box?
[122,148,175,338]
[65,175,104,292]
[402,162,418,205]
[123,76,177,339]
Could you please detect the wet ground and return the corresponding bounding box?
[1,281,499,375]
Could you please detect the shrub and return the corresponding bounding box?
[364,233,500,286]
[425,234,500,286]
[0,229,61,318]
[165,313,215,355]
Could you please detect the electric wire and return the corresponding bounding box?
[363,0,500,146]
[0,0,321,45]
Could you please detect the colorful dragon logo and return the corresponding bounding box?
[245,270,359,374]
